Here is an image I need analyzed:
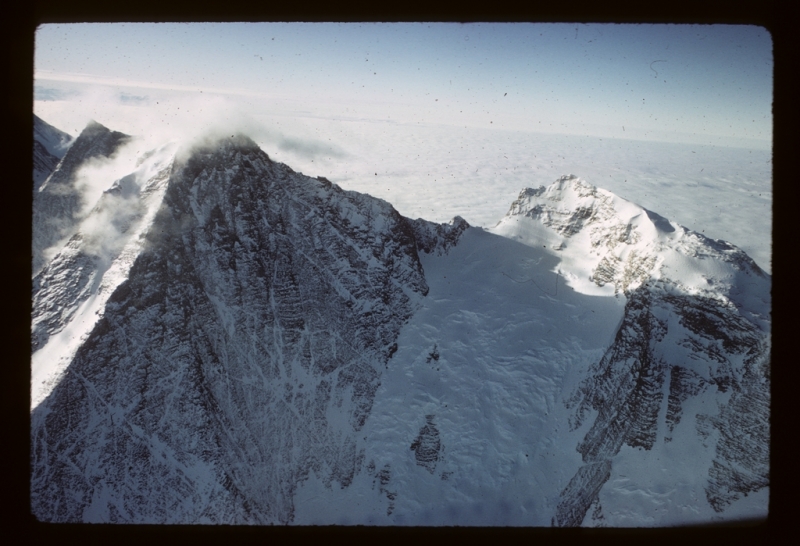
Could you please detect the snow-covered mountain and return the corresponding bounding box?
[33,114,74,190]
[491,177,769,525]
[30,123,770,526]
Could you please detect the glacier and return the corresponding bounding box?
[31,120,770,526]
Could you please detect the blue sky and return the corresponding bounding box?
[35,23,772,147]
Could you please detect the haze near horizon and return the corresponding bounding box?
[34,22,773,272]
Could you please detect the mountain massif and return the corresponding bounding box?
[31,119,770,525]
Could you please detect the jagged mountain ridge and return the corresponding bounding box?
[31,140,177,362]
[34,114,74,159]
[30,124,770,525]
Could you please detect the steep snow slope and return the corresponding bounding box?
[30,136,769,526]
[293,177,769,526]
[294,225,626,525]
[32,120,130,275]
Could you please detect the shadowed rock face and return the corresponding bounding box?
[33,121,131,275]
[557,281,769,526]
[34,139,61,190]
[410,216,470,256]
[665,365,709,441]
[554,460,612,527]
[410,415,442,474]
[30,135,465,523]
[696,347,770,512]
[568,288,668,462]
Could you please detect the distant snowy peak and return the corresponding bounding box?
[492,174,767,299]
[33,115,75,190]
[33,114,74,159]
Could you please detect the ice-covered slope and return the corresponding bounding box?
[32,120,130,275]
[293,225,627,525]
[33,114,74,190]
[30,136,769,526]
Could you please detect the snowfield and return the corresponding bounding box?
[295,225,625,525]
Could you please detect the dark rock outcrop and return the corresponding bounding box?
[410,216,469,255]
[558,280,769,526]
[554,460,612,527]
[410,415,442,474]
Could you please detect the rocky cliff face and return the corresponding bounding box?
[31,133,463,523]
[34,140,62,191]
[409,216,470,256]
[557,282,769,525]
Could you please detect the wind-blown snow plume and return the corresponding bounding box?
[74,141,178,262]
[36,85,348,167]
[33,122,131,275]
[34,85,352,277]
[31,138,178,408]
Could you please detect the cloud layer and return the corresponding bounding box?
[35,84,772,274]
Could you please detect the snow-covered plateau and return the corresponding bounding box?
[31,118,770,526]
